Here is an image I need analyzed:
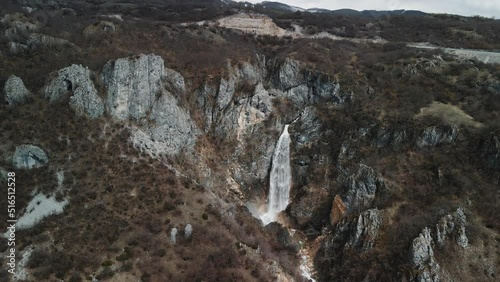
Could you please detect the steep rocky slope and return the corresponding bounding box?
[1,2,500,282]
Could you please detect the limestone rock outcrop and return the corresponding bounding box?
[410,228,441,282]
[83,21,116,37]
[146,91,200,156]
[348,209,382,252]
[41,53,199,157]
[1,13,39,41]
[435,207,468,248]
[295,107,322,148]
[44,64,104,118]
[27,33,73,50]
[3,75,31,106]
[0,167,7,183]
[481,134,500,169]
[13,145,49,169]
[102,54,165,121]
[343,164,386,213]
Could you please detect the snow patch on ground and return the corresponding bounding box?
[16,193,68,229]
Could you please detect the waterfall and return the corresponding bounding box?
[261,125,291,225]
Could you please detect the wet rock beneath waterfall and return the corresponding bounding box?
[13,145,49,169]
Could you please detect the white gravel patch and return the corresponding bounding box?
[16,193,68,230]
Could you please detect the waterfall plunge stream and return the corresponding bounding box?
[261,125,291,225]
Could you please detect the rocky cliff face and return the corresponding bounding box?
[2,32,499,282]
[2,3,500,282]
[410,228,441,282]
[315,208,384,280]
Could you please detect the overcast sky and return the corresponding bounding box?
[237,0,500,18]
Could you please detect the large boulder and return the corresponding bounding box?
[27,33,73,50]
[102,54,165,121]
[44,64,104,118]
[13,145,48,169]
[410,228,441,282]
[3,75,31,106]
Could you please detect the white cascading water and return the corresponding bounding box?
[261,125,291,225]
